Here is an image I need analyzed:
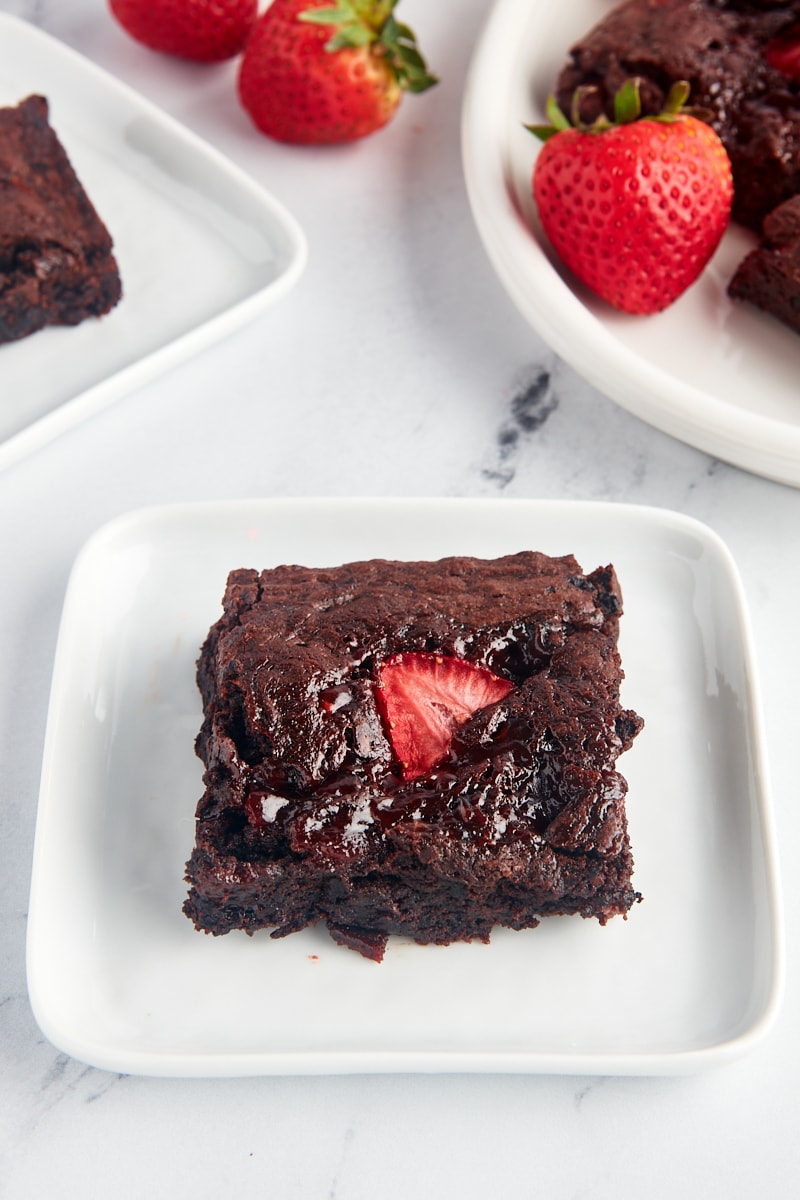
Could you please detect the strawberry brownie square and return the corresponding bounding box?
[184,553,643,961]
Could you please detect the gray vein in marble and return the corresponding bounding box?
[36,1054,124,1116]
[481,364,558,489]
[3,0,46,23]
[327,1125,356,1200]
[573,1077,609,1111]
[29,1046,124,1127]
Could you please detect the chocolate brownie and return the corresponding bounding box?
[184,552,643,961]
[0,94,121,344]
[553,1,800,232]
[728,195,800,329]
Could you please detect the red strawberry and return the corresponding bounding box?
[375,652,514,781]
[108,0,257,63]
[237,0,437,145]
[529,80,733,315]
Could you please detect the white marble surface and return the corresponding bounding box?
[1,0,798,1195]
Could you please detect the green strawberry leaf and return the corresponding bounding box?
[299,0,437,92]
[326,24,373,50]
[663,80,691,114]
[612,78,642,124]
[526,77,706,140]
[300,4,354,21]
[525,95,572,142]
[379,12,438,91]
[299,2,378,50]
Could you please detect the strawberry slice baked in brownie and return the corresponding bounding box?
[184,553,644,961]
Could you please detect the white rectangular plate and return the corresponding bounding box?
[0,14,306,470]
[462,0,800,487]
[27,499,784,1076]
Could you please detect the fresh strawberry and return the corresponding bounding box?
[108,0,257,63]
[375,652,513,781]
[529,80,733,315]
[237,0,437,144]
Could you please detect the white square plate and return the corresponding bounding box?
[462,0,800,487]
[27,498,784,1076]
[0,14,306,470]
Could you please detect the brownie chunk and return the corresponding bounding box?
[184,553,644,961]
[728,195,800,330]
[553,0,800,232]
[0,94,122,344]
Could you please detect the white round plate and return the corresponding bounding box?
[462,0,800,488]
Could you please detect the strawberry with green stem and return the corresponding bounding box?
[237,0,437,144]
[529,79,734,315]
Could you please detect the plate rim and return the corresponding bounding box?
[26,497,786,1077]
[0,13,308,472]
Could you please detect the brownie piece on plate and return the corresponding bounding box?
[184,552,644,961]
[728,195,800,332]
[552,0,800,232]
[0,94,122,344]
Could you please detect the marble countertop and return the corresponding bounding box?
[1,1,797,1195]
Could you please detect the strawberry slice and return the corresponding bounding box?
[375,652,514,781]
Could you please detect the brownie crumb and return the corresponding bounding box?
[728,196,800,334]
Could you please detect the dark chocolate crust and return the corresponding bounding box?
[728,195,800,330]
[184,553,643,961]
[554,0,800,232]
[0,94,122,344]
